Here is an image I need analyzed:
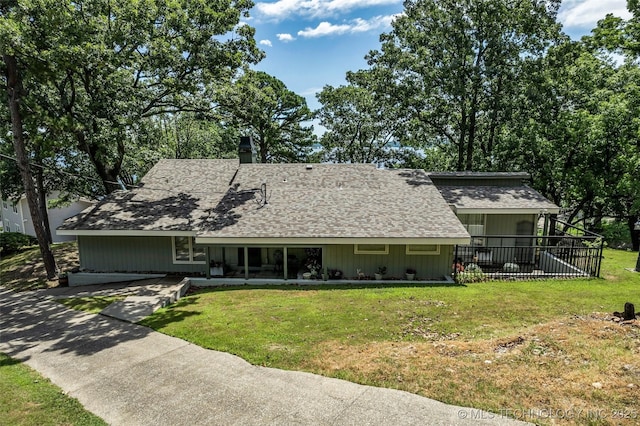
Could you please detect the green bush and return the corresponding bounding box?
[600,220,631,249]
[0,232,38,255]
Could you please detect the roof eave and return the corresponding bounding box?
[194,236,471,245]
[453,207,561,215]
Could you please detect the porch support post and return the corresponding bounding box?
[283,247,288,280]
[244,246,249,279]
[206,247,211,279]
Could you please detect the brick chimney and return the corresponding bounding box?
[238,136,256,164]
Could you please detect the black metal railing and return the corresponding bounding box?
[453,224,603,282]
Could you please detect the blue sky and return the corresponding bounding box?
[244,0,633,117]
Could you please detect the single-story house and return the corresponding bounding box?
[1,191,93,243]
[60,138,597,282]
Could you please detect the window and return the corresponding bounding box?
[172,237,206,264]
[4,220,10,232]
[14,223,20,233]
[2,201,7,209]
[354,244,389,255]
[458,214,485,236]
[12,204,18,214]
[406,244,440,255]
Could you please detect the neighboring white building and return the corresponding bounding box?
[1,192,93,243]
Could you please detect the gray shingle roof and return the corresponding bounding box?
[437,185,559,212]
[60,160,470,242]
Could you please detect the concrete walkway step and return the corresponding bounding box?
[100,296,167,323]
[99,277,190,323]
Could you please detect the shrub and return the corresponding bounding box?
[600,220,631,249]
[455,270,486,284]
[0,232,38,255]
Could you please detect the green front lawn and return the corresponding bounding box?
[140,248,640,425]
[0,353,106,426]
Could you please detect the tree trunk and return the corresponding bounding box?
[76,131,123,193]
[457,104,467,171]
[4,54,58,279]
[466,104,477,171]
[628,215,639,252]
[35,167,53,244]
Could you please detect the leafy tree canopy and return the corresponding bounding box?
[216,69,316,163]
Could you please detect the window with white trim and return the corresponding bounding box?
[354,244,389,255]
[406,244,440,255]
[458,214,486,236]
[12,204,18,214]
[4,220,10,232]
[172,236,206,264]
[14,223,20,233]
[2,201,7,209]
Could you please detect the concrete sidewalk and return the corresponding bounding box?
[38,276,190,323]
[0,288,528,425]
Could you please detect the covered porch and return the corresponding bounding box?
[453,220,604,281]
[196,239,463,282]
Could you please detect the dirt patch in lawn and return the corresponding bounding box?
[1,242,79,291]
[307,314,640,425]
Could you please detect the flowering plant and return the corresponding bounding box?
[303,248,322,277]
[306,259,321,276]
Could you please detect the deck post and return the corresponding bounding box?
[206,247,211,279]
[283,247,288,280]
[244,246,249,279]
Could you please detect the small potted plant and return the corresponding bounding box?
[375,266,387,280]
[405,268,416,281]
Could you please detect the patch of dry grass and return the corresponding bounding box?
[0,242,79,290]
[306,315,640,425]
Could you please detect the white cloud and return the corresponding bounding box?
[256,0,402,20]
[299,21,352,37]
[298,15,396,38]
[277,33,296,42]
[259,39,273,47]
[300,87,323,96]
[559,0,632,28]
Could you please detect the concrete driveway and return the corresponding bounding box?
[0,287,528,425]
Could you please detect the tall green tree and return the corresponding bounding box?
[1,0,262,194]
[500,34,640,249]
[366,0,563,171]
[155,114,239,161]
[581,2,640,250]
[2,53,57,278]
[316,69,410,165]
[216,70,316,163]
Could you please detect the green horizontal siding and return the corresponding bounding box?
[323,244,453,280]
[78,236,205,274]
[78,237,454,279]
[486,214,535,236]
